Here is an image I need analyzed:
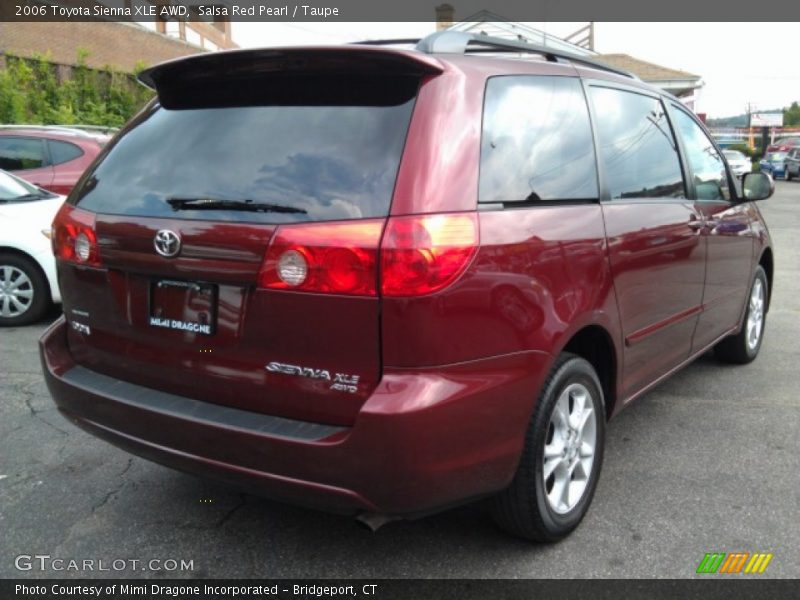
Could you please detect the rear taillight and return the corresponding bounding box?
[380,213,478,297]
[258,220,383,296]
[258,213,478,298]
[52,204,101,267]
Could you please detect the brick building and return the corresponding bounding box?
[0,21,207,73]
[0,0,237,74]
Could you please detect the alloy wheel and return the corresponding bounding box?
[0,265,34,318]
[746,277,765,352]
[542,382,598,514]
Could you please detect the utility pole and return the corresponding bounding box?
[746,102,755,151]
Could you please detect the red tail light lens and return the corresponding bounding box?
[258,220,383,296]
[381,213,478,296]
[52,204,101,267]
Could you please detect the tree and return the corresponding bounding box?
[784,102,800,127]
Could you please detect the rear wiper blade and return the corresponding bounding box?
[166,197,307,214]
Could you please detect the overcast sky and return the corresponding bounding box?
[233,22,799,119]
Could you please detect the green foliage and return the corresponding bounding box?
[784,102,800,128]
[728,143,762,160]
[0,50,153,127]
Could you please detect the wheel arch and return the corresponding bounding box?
[758,247,773,312]
[558,324,618,421]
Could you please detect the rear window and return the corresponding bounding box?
[767,152,788,161]
[73,75,417,223]
[49,140,84,165]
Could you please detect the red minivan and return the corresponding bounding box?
[40,32,775,542]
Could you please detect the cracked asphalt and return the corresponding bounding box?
[1,183,798,579]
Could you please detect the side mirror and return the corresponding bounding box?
[742,171,774,202]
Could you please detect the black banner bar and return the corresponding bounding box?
[2,0,800,22]
[2,579,799,600]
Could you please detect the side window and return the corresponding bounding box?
[672,107,731,201]
[49,140,84,165]
[0,137,49,171]
[589,86,684,200]
[479,76,598,203]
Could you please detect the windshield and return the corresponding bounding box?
[0,170,44,201]
[767,152,788,161]
[73,75,418,224]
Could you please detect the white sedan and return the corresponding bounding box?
[723,149,752,178]
[0,169,63,326]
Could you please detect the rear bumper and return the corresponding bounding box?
[40,316,549,516]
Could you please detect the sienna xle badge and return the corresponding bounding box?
[41,31,774,542]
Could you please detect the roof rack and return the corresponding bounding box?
[354,39,422,47]
[0,124,116,137]
[352,31,638,81]
[56,124,118,135]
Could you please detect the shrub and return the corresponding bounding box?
[0,50,153,127]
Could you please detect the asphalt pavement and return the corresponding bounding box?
[1,182,798,579]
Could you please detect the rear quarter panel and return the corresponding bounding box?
[381,206,619,369]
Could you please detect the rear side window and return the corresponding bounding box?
[74,75,418,223]
[479,76,598,203]
[49,140,84,165]
[590,87,684,200]
[0,137,48,171]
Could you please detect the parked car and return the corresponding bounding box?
[40,32,775,543]
[0,126,110,195]
[722,149,751,178]
[784,147,800,180]
[760,151,789,180]
[0,169,64,325]
[765,135,800,154]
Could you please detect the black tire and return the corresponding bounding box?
[491,353,605,542]
[0,252,51,327]
[714,265,768,364]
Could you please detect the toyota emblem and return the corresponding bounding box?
[154,229,181,258]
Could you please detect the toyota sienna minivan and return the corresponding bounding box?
[40,31,775,542]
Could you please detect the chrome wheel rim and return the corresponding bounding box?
[542,382,597,514]
[0,266,34,318]
[746,278,765,352]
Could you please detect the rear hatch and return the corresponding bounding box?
[55,48,436,426]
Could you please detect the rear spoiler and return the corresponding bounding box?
[138,46,444,93]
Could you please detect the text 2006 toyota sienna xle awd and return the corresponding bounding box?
[40,32,775,542]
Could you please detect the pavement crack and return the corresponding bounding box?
[22,387,70,436]
[215,493,247,529]
[91,478,128,513]
[118,458,134,478]
[24,394,42,416]
[34,413,71,436]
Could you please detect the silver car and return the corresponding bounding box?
[785,148,800,181]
